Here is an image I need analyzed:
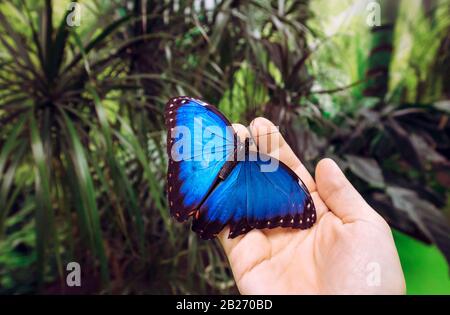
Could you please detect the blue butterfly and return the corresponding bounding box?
[165,96,316,239]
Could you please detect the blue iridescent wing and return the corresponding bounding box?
[165,96,235,222]
[192,152,316,239]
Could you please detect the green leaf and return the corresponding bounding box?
[89,86,146,255]
[50,1,75,79]
[29,115,53,289]
[346,154,385,188]
[0,112,29,176]
[63,14,131,73]
[0,142,26,238]
[115,117,174,244]
[61,110,110,285]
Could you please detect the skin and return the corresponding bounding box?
[218,117,406,295]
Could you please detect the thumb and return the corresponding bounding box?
[315,158,383,223]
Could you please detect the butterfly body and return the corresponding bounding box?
[218,137,252,180]
[165,96,316,239]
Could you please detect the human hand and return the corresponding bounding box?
[218,117,406,294]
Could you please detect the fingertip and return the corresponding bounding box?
[316,158,341,180]
[250,117,275,128]
[316,157,348,201]
[301,159,338,195]
[249,117,279,137]
[232,123,247,131]
[232,123,250,141]
[250,118,279,141]
[249,117,283,155]
[315,157,372,222]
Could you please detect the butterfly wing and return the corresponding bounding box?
[165,96,235,222]
[192,152,316,239]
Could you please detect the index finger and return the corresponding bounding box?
[249,117,316,192]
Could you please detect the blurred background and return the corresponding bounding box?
[0,0,449,294]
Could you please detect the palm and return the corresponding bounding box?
[218,119,405,295]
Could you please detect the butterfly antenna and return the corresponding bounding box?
[248,122,280,151]
[256,130,280,138]
[247,124,259,151]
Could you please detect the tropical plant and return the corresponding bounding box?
[0,0,234,293]
[303,0,450,265]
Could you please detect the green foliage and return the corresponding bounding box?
[394,230,450,294]
[390,0,450,103]
[0,0,236,293]
[219,62,269,122]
